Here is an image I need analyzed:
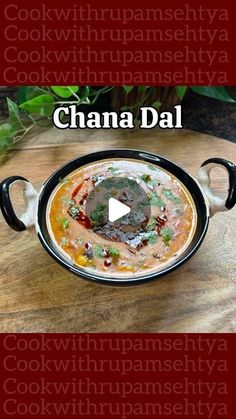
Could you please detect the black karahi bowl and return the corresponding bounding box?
[1,150,235,285]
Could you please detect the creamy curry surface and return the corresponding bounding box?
[47,159,197,277]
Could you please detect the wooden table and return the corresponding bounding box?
[0,127,235,332]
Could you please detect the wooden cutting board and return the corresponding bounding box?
[0,127,235,332]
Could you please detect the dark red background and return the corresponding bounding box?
[0,0,235,85]
[0,334,235,418]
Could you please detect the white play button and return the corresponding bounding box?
[108,198,130,223]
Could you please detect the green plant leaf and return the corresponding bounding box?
[26,87,47,101]
[138,86,149,92]
[80,86,90,102]
[120,102,141,111]
[7,98,24,129]
[123,86,134,95]
[151,100,162,109]
[191,87,235,103]
[18,87,28,105]
[0,122,20,152]
[0,122,17,136]
[0,133,13,151]
[176,86,187,100]
[51,86,79,98]
[20,94,55,117]
[0,124,13,137]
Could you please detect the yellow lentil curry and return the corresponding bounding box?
[48,159,196,277]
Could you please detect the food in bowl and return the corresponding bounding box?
[1,150,235,285]
[47,159,197,277]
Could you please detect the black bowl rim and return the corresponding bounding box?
[36,149,209,286]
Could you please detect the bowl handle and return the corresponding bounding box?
[0,176,38,231]
[197,158,236,216]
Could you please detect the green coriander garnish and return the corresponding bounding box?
[127,179,140,194]
[149,235,158,245]
[107,246,120,258]
[108,167,119,174]
[90,203,107,225]
[58,217,70,229]
[141,175,158,189]
[68,205,80,218]
[92,175,99,183]
[104,178,139,194]
[140,192,165,208]
[160,227,174,246]
[163,189,181,204]
[148,192,165,208]
[130,217,139,227]
[142,231,158,245]
[145,217,157,231]
[59,177,69,184]
[148,179,158,188]
[62,197,75,206]
[93,244,105,258]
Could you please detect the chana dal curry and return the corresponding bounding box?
[48,159,196,277]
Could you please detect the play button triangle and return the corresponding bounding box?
[108,198,130,223]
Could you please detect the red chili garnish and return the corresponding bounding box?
[71,178,90,199]
[76,210,91,229]
[156,215,168,227]
[72,183,83,199]
[104,259,112,267]
[156,215,168,234]
[79,192,88,205]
